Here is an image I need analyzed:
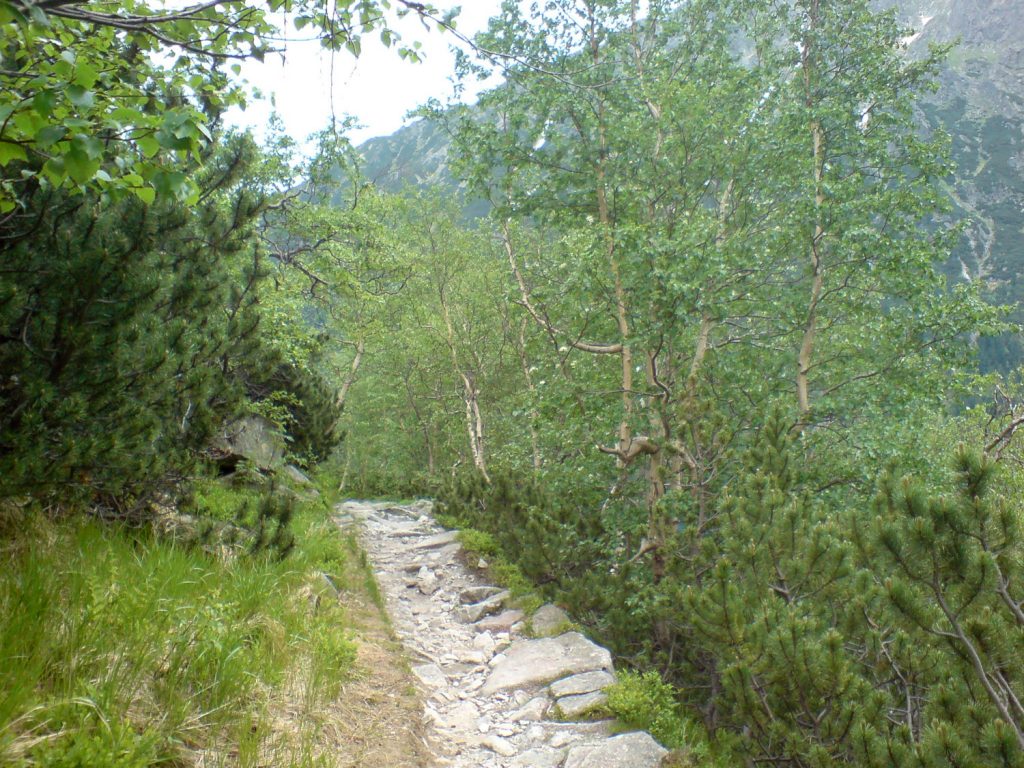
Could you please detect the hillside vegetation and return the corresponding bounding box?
[1,0,1023,767]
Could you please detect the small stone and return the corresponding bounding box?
[417,566,439,595]
[433,542,463,562]
[457,649,488,665]
[410,499,435,516]
[412,663,447,689]
[443,700,480,730]
[526,724,546,742]
[475,610,525,633]
[550,670,616,698]
[477,557,489,569]
[512,748,565,768]
[481,734,517,757]
[477,716,491,733]
[511,696,550,722]
[413,531,460,550]
[456,590,509,623]
[550,731,575,748]
[473,631,497,654]
[556,690,607,719]
[460,585,504,604]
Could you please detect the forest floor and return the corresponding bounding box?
[337,499,669,768]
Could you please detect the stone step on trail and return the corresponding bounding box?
[337,499,671,768]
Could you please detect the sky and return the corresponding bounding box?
[227,1,505,149]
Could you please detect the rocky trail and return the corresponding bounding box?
[334,500,669,768]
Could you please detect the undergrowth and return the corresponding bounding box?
[606,671,736,767]
[0,477,357,767]
[455,527,540,610]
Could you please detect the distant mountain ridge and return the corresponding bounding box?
[355,0,1024,368]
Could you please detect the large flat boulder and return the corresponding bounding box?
[563,732,668,768]
[482,632,612,695]
[212,415,285,470]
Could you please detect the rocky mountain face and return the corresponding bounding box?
[896,0,1024,368]
[356,0,1024,369]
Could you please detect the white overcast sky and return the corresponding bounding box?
[227,2,505,148]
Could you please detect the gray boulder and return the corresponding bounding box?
[563,732,668,768]
[212,415,285,470]
[482,632,613,694]
[459,585,504,604]
[475,609,525,633]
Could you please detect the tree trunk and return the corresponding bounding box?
[797,0,825,417]
[517,316,543,471]
[439,279,489,482]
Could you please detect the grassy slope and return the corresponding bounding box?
[0,482,428,768]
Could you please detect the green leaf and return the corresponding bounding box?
[66,85,95,109]
[0,141,27,165]
[153,170,187,199]
[110,106,142,127]
[12,109,41,136]
[32,91,55,118]
[41,156,66,185]
[72,134,104,160]
[73,61,98,89]
[156,126,190,151]
[63,144,101,184]
[35,125,67,149]
[137,135,160,158]
[131,186,156,205]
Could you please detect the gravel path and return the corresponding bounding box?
[335,500,669,768]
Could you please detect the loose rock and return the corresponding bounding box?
[475,610,525,633]
[417,566,439,595]
[531,603,572,636]
[460,585,504,604]
[556,690,607,719]
[550,670,616,698]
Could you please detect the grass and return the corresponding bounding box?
[0,479,362,768]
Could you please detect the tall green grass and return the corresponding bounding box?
[0,485,356,767]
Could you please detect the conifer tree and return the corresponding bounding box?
[0,134,270,508]
[684,411,878,765]
[867,449,1024,764]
